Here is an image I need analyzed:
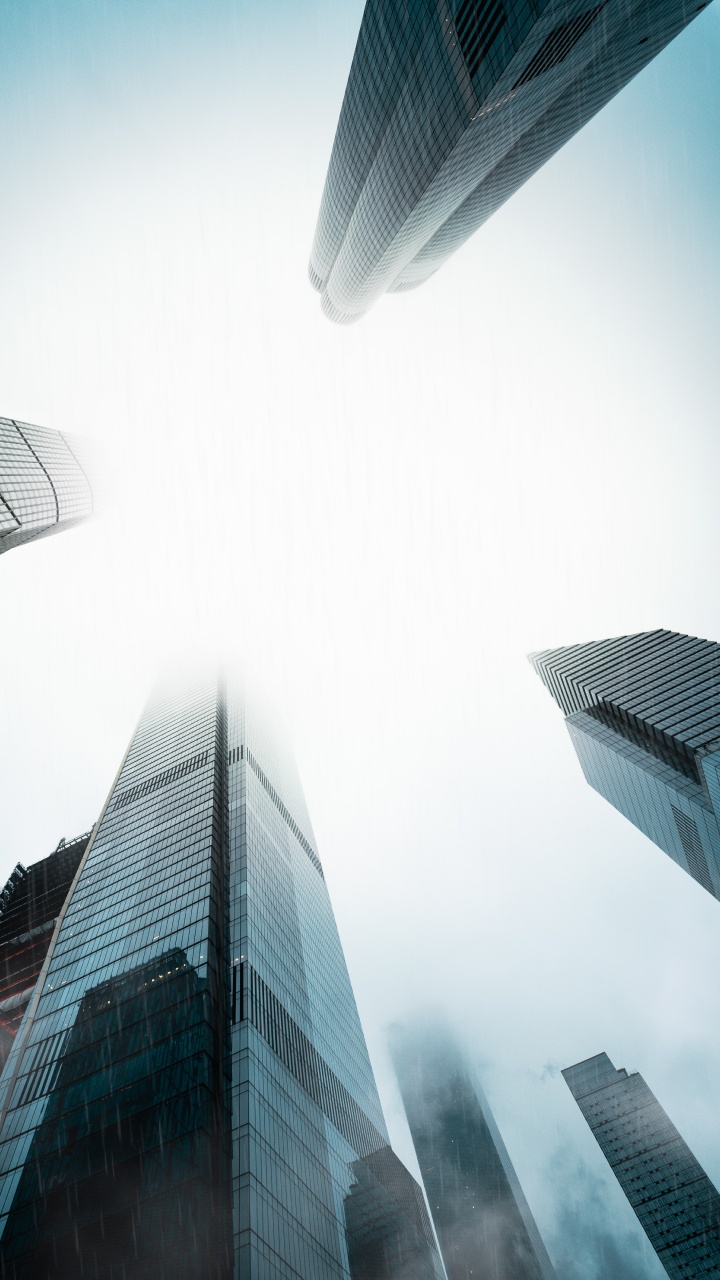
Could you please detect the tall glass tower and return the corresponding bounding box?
[0,417,96,557]
[530,629,720,901]
[564,1053,720,1279]
[390,1019,556,1280]
[0,677,443,1279]
[309,0,708,324]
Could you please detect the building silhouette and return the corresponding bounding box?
[0,833,90,1069]
[0,677,443,1280]
[564,1053,720,1279]
[309,0,708,324]
[0,416,96,557]
[390,1019,556,1280]
[530,629,720,901]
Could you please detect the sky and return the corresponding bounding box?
[1,1,719,1275]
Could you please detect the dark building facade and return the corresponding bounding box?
[390,1020,556,1280]
[0,417,96,557]
[309,0,708,323]
[564,1053,720,1279]
[530,629,720,901]
[0,678,443,1280]
[0,833,90,1069]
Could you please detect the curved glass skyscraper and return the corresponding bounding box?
[0,417,96,558]
[309,0,708,324]
[0,677,443,1279]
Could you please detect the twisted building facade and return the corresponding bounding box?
[0,677,443,1279]
[310,0,708,323]
[564,1053,720,1279]
[531,629,720,902]
[0,417,96,558]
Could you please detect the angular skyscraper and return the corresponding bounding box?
[390,1020,556,1280]
[0,833,91,1070]
[530,629,720,901]
[310,0,708,323]
[563,1053,720,1279]
[0,415,96,558]
[0,677,443,1280]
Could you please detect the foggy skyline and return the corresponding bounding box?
[0,1,719,1276]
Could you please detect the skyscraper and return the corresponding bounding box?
[563,1053,720,1279]
[530,629,720,901]
[390,1020,557,1280]
[0,833,91,1071]
[0,416,97,558]
[309,0,708,324]
[0,676,443,1280]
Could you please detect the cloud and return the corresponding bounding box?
[545,1145,658,1280]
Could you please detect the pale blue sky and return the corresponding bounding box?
[0,3,718,1276]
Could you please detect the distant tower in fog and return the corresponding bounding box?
[564,1053,720,1279]
[0,416,97,557]
[530,629,720,901]
[390,1020,557,1280]
[309,0,709,323]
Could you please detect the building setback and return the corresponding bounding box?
[0,677,444,1280]
[530,629,720,901]
[0,416,96,557]
[390,1020,556,1280]
[563,1053,720,1279]
[309,0,709,324]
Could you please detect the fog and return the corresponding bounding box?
[0,1,719,1275]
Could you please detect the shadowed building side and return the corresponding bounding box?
[310,0,708,323]
[0,834,91,1070]
[0,951,228,1280]
[564,1053,720,1279]
[390,1020,556,1280]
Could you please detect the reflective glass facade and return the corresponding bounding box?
[309,0,707,324]
[563,1053,720,1279]
[0,417,96,557]
[0,678,441,1280]
[531,630,720,901]
[390,1020,556,1280]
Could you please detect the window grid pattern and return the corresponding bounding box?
[226,683,444,1279]
[309,0,701,322]
[0,677,232,1279]
[564,1055,720,1279]
[0,417,95,556]
[0,681,443,1278]
[512,2,608,87]
[532,630,720,901]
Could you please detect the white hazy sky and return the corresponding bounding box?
[1,2,719,1275]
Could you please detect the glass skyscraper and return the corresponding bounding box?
[0,677,443,1279]
[309,0,707,324]
[390,1019,556,1280]
[530,629,720,901]
[564,1053,720,1279]
[0,416,96,558]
